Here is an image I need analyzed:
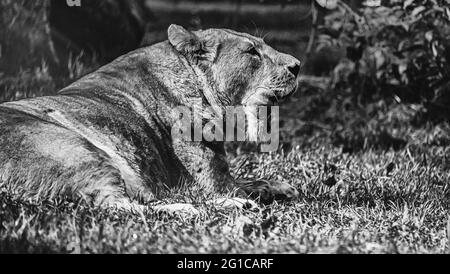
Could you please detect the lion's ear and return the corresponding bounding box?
[168,24,218,62]
[168,24,202,55]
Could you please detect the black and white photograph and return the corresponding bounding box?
[0,0,449,257]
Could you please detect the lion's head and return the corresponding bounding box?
[168,24,300,144]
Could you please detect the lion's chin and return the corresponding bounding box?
[279,83,298,101]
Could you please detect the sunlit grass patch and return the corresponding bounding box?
[1,142,448,253]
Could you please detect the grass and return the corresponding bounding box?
[0,69,449,253]
[0,145,448,253]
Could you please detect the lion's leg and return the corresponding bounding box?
[173,140,298,207]
[170,141,260,211]
[172,140,234,193]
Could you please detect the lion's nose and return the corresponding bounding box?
[288,63,301,78]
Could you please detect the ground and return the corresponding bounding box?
[1,78,449,254]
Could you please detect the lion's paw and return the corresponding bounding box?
[237,179,299,204]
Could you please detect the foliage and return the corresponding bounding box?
[317,0,450,119]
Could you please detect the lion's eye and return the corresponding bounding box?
[245,46,261,58]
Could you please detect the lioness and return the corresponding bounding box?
[0,25,300,212]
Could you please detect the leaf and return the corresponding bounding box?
[398,62,408,74]
[432,42,439,57]
[425,31,433,42]
[445,7,450,20]
[315,0,339,10]
[374,50,386,69]
[411,6,426,19]
[364,0,381,7]
[403,0,414,10]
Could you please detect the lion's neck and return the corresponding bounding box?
[149,43,228,120]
